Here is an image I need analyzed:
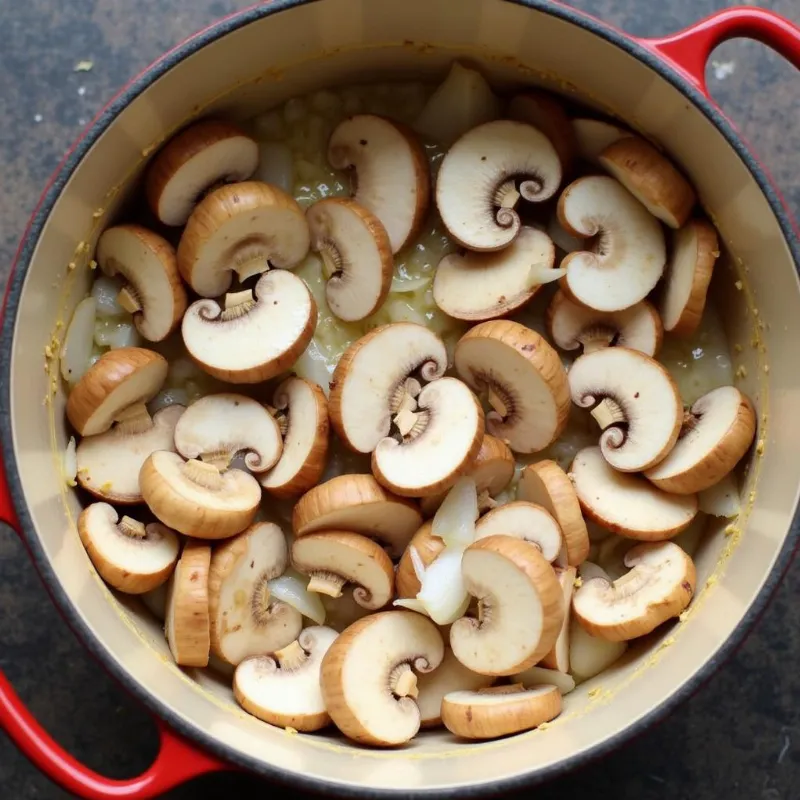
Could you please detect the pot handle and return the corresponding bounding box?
[638,7,800,96]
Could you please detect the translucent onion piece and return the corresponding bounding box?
[671,513,707,558]
[394,597,428,615]
[390,275,432,294]
[268,570,326,625]
[385,297,427,326]
[698,473,741,518]
[91,275,126,318]
[512,665,576,695]
[166,357,205,388]
[63,436,77,486]
[569,620,627,681]
[149,387,190,413]
[107,321,141,349]
[254,141,294,193]
[432,476,478,549]
[141,583,168,622]
[577,561,609,582]
[60,297,97,385]
[293,339,334,396]
[398,548,470,626]
[253,110,286,140]
[528,264,567,288]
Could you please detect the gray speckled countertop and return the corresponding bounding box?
[0,2,798,798]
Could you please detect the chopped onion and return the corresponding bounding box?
[385,297,428,326]
[107,321,141,349]
[432,476,478,549]
[528,264,567,288]
[570,620,627,681]
[91,275,126,317]
[578,561,609,582]
[293,339,334,396]
[513,665,576,695]
[322,592,371,632]
[167,357,205,388]
[141,584,168,622]
[63,436,77,486]
[254,142,294,193]
[149,387,190,413]
[395,548,470,625]
[60,297,97,385]
[390,275,431,294]
[268,570,326,625]
[253,110,286,140]
[698,473,741,518]
[596,536,633,581]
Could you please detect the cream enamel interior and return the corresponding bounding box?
[7,0,799,793]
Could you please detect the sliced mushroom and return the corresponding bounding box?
[320,610,445,746]
[568,347,682,472]
[571,446,698,540]
[234,626,339,732]
[512,665,575,696]
[441,684,561,740]
[292,473,422,559]
[66,347,168,436]
[540,567,575,672]
[165,540,211,667]
[436,120,562,251]
[450,535,564,675]
[558,176,666,312]
[96,225,187,342]
[547,290,663,357]
[509,90,576,171]
[140,450,261,539]
[396,522,444,598]
[455,320,570,453]
[177,181,309,296]
[306,198,392,322]
[328,115,429,253]
[660,219,720,337]
[291,531,394,610]
[181,269,315,384]
[145,120,259,226]
[573,540,696,641]
[474,502,563,563]
[571,118,631,165]
[260,377,329,498]
[433,227,561,321]
[644,386,756,494]
[76,404,183,504]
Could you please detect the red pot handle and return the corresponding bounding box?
[637,6,800,96]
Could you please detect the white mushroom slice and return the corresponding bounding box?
[475,502,562,562]
[512,665,575,695]
[306,198,392,322]
[441,684,561,740]
[140,451,261,539]
[571,446,698,540]
[292,473,422,559]
[698,473,741,518]
[644,386,756,494]
[320,610,445,746]
[173,393,282,474]
[329,322,447,453]
[181,270,315,384]
[177,181,310,296]
[571,118,631,164]
[96,225,188,342]
[234,626,339,732]
[451,535,564,675]
[568,347,682,472]
[509,90,577,170]
[396,522,444,598]
[660,219,720,336]
[145,120,259,226]
[599,137,696,229]
[260,377,329,498]
[569,619,627,680]
[208,522,301,665]
[77,503,180,594]
[76,405,184,504]
[328,115,429,253]
[66,347,168,437]
[547,290,663,357]
[455,320,570,453]
[540,567,575,673]
[433,227,561,322]
[291,532,395,610]
[436,120,562,252]
[165,540,211,667]
[573,541,696,641]
[558,176,666,312]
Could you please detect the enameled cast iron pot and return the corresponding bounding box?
[1,1,799,797]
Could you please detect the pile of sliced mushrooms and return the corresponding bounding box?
[61,62,757,745]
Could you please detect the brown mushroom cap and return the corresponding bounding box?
[475,501,563,563]
[571,118,632,165]
[509,91,577,171]
[396,522,445,598]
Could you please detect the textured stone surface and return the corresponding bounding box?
[0,1,798,798]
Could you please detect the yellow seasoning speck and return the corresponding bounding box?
[76,241,89,254]
[678,611,689,623]
[68,261,77,271]
[706,575,719,588]
[724,524,739,537]
[587,688,601,699]
[88,259,98,270]
[756,439,765,456]
[92,208,104,219]
[44,345,53,359]
[753,308,760,317]
[749,490,756,503]
[764,364,770,374]
[538,722,551,731]
[734,344,743,353]
[100,482,113,493]
[284,726,298,736]
[735,365,747,379]
[573,576,583,589]
[735,280,743,291]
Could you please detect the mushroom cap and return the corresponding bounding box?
[599,136,696,229]
[177,181,310,297]
[433,227,559,322]
[328,322,448,453]
[475,501,563,563]
[174,393,282,473]
[571,446,698,540]
[568,347,683,472]
[572,540,696,641]
[396,522,445,598]
[518,459,589,567]
[181,269,316,384]
[372,377,485,498]
[77,502,180,594]
[292,473,422,559]
[208,522,301,665]
[140,450,262,539]
[306,198,393,322]
[509,91,577,171]
[571,118,631,165]
[455,320,570,453]
[320,610,445,746]
[644,386,756,494]
[441,684,562,740]
[76,404,184,504]
[145,119,259,226]
[540,567,576,672]
[165,540,211,667]
[328,115,429,254]
[450,535,565,676]
[558,176,666,312]
[660,219,720,337]
[291,531,395,610]
[66,347,168,436]
[546,289,663,357]
[260,377,330,498]
[233,626,339,732]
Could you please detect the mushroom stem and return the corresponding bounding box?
[590,398,626,430]
[494,180,521,209]
[477,489,497,512]
[114,402,153,435]
[477,683,526,695]
[199,451,233,472]
[392,378,421,416]
[394,408,420,437]
[681,408,699,436]
[182,459,224,490]
[307,571,347,598]
[221,290,256,321]
[235,257,270,283]
[389,663,419,699]
[578,326,616,353]
[487,386,509,419]
[319,245,341,280]
[117,286,142,314]
[273,639,308,671]
[117,516,147,539]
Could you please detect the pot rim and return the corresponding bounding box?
[2,0,799,795]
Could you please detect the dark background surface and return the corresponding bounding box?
[0,1,798,798]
